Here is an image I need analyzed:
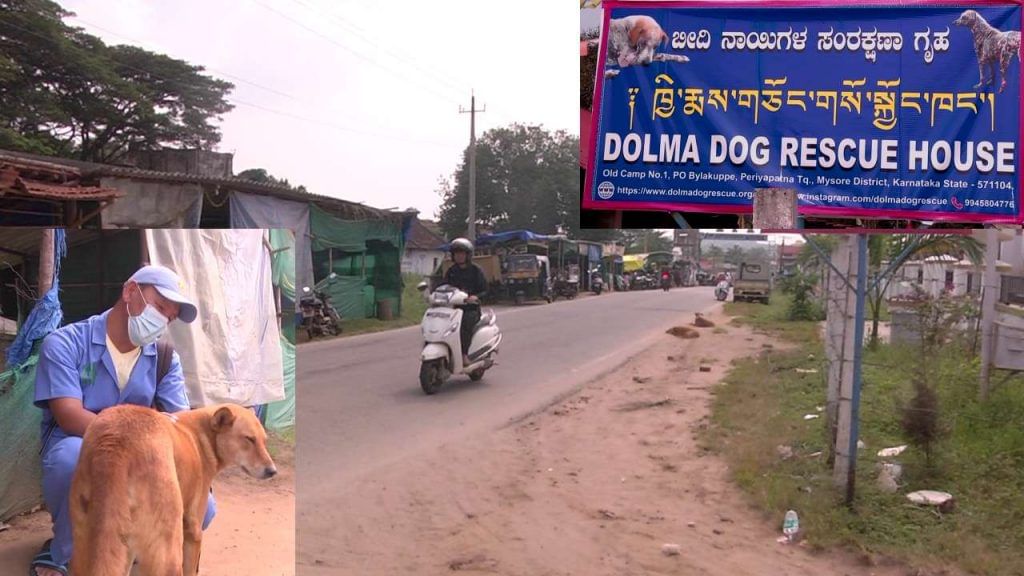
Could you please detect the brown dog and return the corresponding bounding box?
[69,404,277,576]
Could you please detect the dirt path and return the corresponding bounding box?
[300,307,907,576]
[0,449,294,575]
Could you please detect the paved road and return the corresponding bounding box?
[296,287,716,495]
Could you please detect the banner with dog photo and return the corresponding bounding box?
[585,1,1023,223]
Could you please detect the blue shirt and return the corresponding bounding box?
[34,309,189,455]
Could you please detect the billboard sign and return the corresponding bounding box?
[583,1,1024,223]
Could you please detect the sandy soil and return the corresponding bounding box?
[299,307,910,576]
[0,443,295,575]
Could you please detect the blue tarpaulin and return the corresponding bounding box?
[6,230,66,368]
[439,230,560,250]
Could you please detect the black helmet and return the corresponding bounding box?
[450,237,474,254]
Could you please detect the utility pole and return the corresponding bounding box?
[459,91,485,241]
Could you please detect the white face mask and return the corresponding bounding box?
[127,284,169,347]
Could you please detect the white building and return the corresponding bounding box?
[401,219,447,277]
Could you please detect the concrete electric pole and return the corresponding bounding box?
[460,91,486,241]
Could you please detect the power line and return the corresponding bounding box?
[0,17,464,149]
[247,0,465,108]
[285,0,470,98]
[67,15,299,101]
[230,97,462,148]
[281,0,519,127]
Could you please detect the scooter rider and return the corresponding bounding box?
[443,238,488,364]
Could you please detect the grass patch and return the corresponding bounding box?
[724,292,820,345]
[705,292,1024,575]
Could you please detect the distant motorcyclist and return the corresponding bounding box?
[716,278,730,301]
[443,238,488,363]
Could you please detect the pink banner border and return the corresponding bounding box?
[582,0,1024,224]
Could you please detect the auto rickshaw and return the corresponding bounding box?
[503,253,552,305]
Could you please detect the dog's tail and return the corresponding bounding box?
[661,30,669,48]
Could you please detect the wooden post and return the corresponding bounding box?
[38,229,55,296]
[98,230,106,308]
[979,228,1000,402]
[328,248,334,274]
[753,188,798,230]
[139,229,150,266]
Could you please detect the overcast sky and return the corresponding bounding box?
[61,0,578,218]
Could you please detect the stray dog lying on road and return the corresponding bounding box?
[69,404,277,576]
[954,9,1021,93]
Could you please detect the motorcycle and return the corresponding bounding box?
[300,276,342,339]
[590,270,604,295]
[661,272,672,292]
[630,272,656,291]
[552,272,579,300]
[715,281,730,302]
[416,282,502,395]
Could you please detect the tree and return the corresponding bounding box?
[724,245,746,265]
[237,168,307,193]
[621,230,672,254]
[437,123,595,240]
[703,245,724,267]
[866,235,983,349]
[0,0,234,162]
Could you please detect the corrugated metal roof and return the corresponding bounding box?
[0,153,81,179]
[12,179,122,201]
[0,148,397,220]
[0,154,121,201]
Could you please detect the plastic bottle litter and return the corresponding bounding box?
[782,510,799,543]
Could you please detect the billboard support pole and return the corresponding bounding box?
[753,188,798,230]
[671,212,692,229]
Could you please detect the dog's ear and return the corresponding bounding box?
[212,406,236,431]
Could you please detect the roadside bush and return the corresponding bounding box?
[900,378,944,470]
[895,286,971,474]
[784,271,825,322]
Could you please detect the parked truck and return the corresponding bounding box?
[733,259,773,304]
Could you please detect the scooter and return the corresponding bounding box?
[590,270,604,295]
[715,281,730,302]
[416,282,502,395]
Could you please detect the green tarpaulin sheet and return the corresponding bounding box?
[0,351,42,521]
[309,206,404,320]
[266,229,296,431]
[309,205,402,253]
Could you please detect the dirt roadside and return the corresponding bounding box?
[299,307,908,576]
[0,442,295,575]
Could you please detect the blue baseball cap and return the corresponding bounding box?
[128,265,198,324]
